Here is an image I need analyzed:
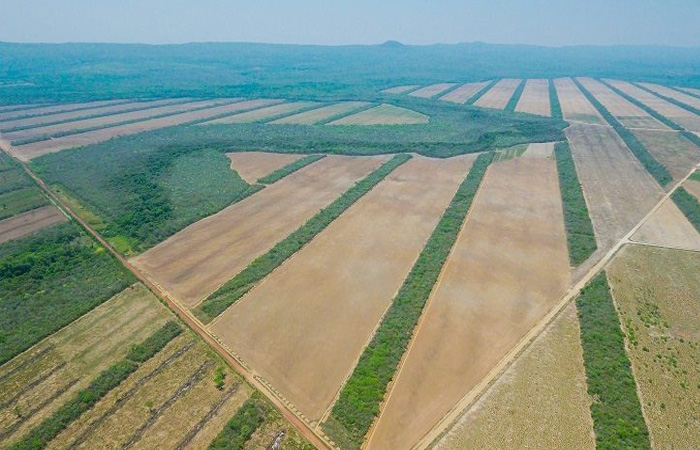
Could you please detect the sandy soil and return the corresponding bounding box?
[367,155,571,450]
[210,155,475,421]
[131,155,386,307]
[226,152,304,184]
[440,82,491,104]
[0,100,126,122]
[473,79,521,110]
[202,102,320,124]
[521,142,554,159]
[632,129,700,183]
[639,83,700,111]
[327,104,429,125]
[382,85,421,94]
[554,78,606,125]
[566,124,664,250]
[631,199,700,251]
[0,205,65,244]
[514,79,551,116]
[408,83,458,99]
[271,102,369,124]
[433,304,595,450]
[685,179,700,200]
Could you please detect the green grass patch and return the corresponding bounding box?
[465,79,499,106]
[323,152,494,448]
[207,393,269,450]
[576,273,651,450]
[672,187,700,233]
[505,79,527,112]
[599,80,683,131]
[195,154,411,323]
[256,154,325,184]
[0,187,48,220]
[554,141,597,265]
[549,79,563,119]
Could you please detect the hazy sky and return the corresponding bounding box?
[2,0,699,47]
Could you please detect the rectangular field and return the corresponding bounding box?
[473,79,521,110]
[630,198,700,251]
[685,178,700,200]
[439,82,491,104]
[0,100,127,122]
[0,205,66,244]
[679,87,700,97]
[271,102,369,124]
[226,152,304,184]
[201,101,319,124]
[367,154,571,450]
[0,103,50,113]
[632,129,700,183]
[131,155,386,307]
[326,104,429,125]
[514,79,551,116]
[382,85,421,94]
[210,155,475,421]
[408,83,458,99]
[554,78,606,125]
[639,82,700,111]
[0,186,48,220]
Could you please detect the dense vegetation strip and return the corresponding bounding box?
[672,187,700,233]
[195,154,411,323]
[256,154,325,184]
[680,130,700,149]
[575,273,651,450]
[465,79,500,106]
[505,79,527,112]
[554,141,597,265]
[206,393,269,450]
[573,78,672,187]
[549,79,563,119]
[8,321,182,450]
[324,152,494,449]
[598,80,683,131]
[632,82,700,117]
[0,151,48,218]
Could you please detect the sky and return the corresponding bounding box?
[2,0,699,47]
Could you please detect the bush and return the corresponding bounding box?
[125,320,182,362]
[505,79,527,112]
[549,78,563,119]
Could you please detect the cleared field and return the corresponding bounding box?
[679,87,700,97]
[327,104,429,125]
[439,82,491,104]
[11,99,277,160]
[0,205,65,244]
[202,101,319,124]
[631,199,700,251]
[685,179,700,200]
[515,79,551,116]
[473,78,521,110]
[632,129,700,183]
[0,103,50,113]
[566,123,664,249]
[226,152,304,184]
[607,245,700,449]
[0,100,126,122]
[210,155,475,421]
[0,186,48,220]
[408,83,457,99]
[605,79,700,132]
[271,102,369,124]
[639,82,700,111]
[382,85,421,94]
[433,304,595,450]
[577,78,668,130]
[131,155,385,307]
[368,154,570,450]
[522,142,554,158]
[554,78,605,125]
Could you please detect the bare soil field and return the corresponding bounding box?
[0,284,171,446]
[439,82,491,104]
[679,87,700,97]
[327,104,429,125]
[408,83,458,99]
[131,155,386,307]
[607,245,700,449]
[367,154,571,450]
[515,79,551,116]
[0,103,50,113]
[12,99,277,160]
[473,79,521,110]
[566,123,664,249]
[605,80,700,132]
[632,129,700,183]
[0,100,127,122]
[554,78,606,125]
[577,78,668,130]
[521,142,554,159]
[210,155,475,421]
[271,102,369,124]
[382,85,421,94]
[639,82,700,111]
[685,179,700,200]
[226,152,304,184]
[433,304,595,450]
[0,205,66,244]
[631,199,700,251]
[202,101,320,124]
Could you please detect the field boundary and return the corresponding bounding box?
[633,82,700,117]
[256,154,326,184]
[505,80,527,112]
[465,79,500,106]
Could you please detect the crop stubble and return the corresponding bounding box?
[554,78,605,125]
[514,79,551,116]
[473,79,521,110]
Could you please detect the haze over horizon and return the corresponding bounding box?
[2,0,700,47]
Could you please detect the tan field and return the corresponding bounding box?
[473,79,521,109]
[0,284,171,446]
[0,205,66,244]
[679,87,700,97]
[639,82,700,111]
[632,129,700,182]
[367,155,570,450]
[439,82,490,104]
[0,100,127,122]
[326,104,429,125]
[12,99,277,160]
[408,83,458,99]
[226,151,304,184]
[131,155,386,307]
[607,245,700,449]
[515,79,551,116]
[521,142,554,159]
[577,78,668,130]
[0,104,50,113]
[685,179,700,200]
[210,155,475,421]
[554,78,606,124]
[566,124,664,249]
[631,199,700,251]
[271,102,369,124]
[433,304,595,450]
[381,85,421,94]
[201,101,320,124]
[605,80,700,132]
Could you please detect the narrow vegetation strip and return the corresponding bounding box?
[324,152,494,448]
[554,141,597,265]
[0,100,134,124]
[633,82,700,117]
[575,273,651,450]
[672,187,700,233]
[599,80,683,130]
[505,80,527,112]
[256,154,325,184]
[465,79,500,106]
[573,78,672,187]
[549,79,563,119]
[206,393,269,450]
[195,153,411,323]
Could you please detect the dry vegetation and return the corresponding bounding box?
[514,79,551,116]
[554,78,605,124]
[632,129,700,183]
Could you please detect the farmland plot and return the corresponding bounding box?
[439,82,491,104]
[367,154,570,450]
[0,103,50,113]
[226,152,304,184]
[408,83,457,99]
[381,85,421,94]
[631,199,700,251]
[639,82,700,111]
[271,102,369,124]
[554,78,605,125]
[0,100,127,122]
[131,155,386,307]
[327,104,428,125]
[202,101,320,124]
[685,179,700,200]
[210,155,475,421]
[679,87,700,97]
[515,79,551,116]
[474,78,521,110]
[0,205,65,244]
[632,129,700,183]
